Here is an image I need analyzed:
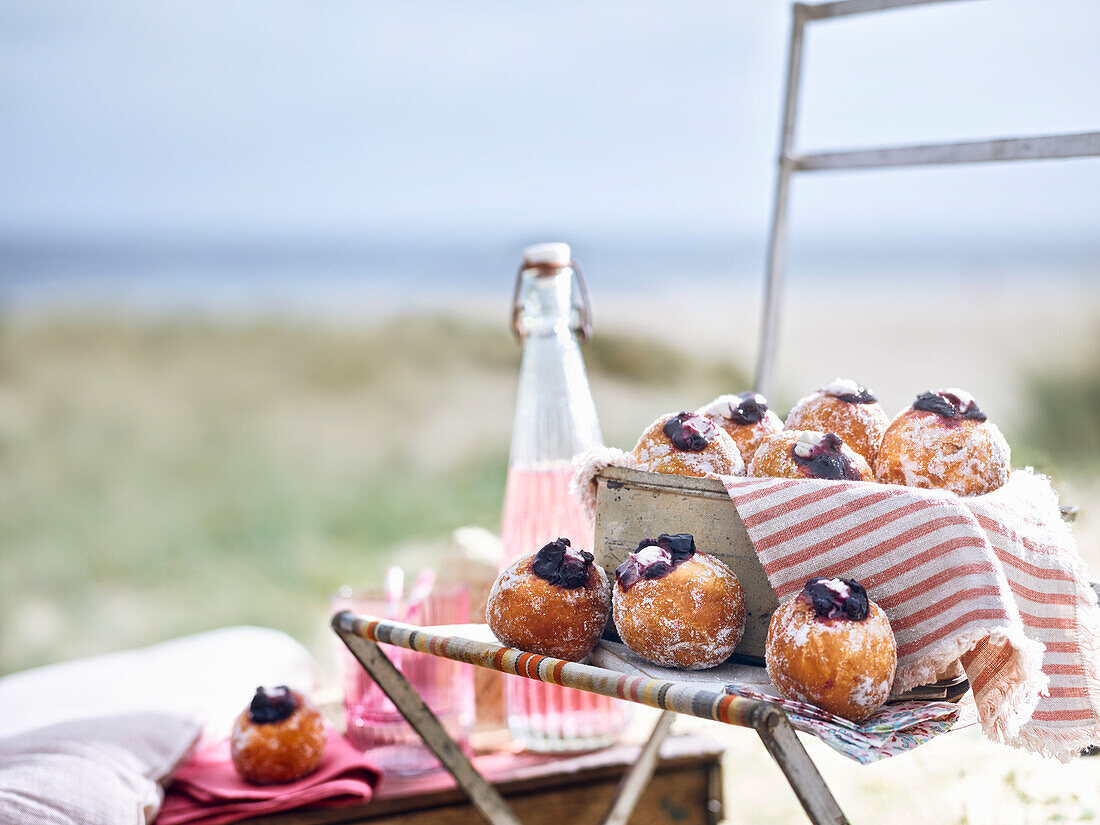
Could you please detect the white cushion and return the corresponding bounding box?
[0,713,199,825]
[0,626,323,739]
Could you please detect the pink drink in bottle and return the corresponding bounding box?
[501,242,624,751]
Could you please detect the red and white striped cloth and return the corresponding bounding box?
[722,469,1100,758]
[573,448,1100,759]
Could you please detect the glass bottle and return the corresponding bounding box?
[500,242,624,752]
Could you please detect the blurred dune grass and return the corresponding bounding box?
[1019,334,1100,473]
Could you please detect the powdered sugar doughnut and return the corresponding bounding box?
[231,686,326,784]
[784,379,890,466]
[876,389,1010,497]
[613,534,745,670]
[487,537,610,662]
[765,578,896,722]
[748,430,873,482]
[632,411,744,478]
[697,392,784,465]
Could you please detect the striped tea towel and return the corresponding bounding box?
[721,469,1100,760]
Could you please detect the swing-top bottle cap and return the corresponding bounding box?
[522,242,571,269]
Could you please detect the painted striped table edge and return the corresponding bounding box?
[333,611,776,730]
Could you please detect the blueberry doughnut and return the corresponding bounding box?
[748,430,873,482]
[784,379,890,467]
[613,534,745,670]
[632,412,744,478]
[876,389,1009,496]
[697,392,784,466]
[231,686,326,784]
[766,578,896,722]
[487,537,611,662]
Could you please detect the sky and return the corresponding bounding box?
[0,0,1097,255]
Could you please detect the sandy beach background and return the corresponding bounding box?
[1,271,1097,823]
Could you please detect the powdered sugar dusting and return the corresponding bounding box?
[632,413,745,477]
[766,599,896,721]
[696,395,783,466]
[231,713,255,751]
[487,556,611,660]
[876,408,1010,496]
[785,390,890,466]
[613,552,744,670]
[849,674,892,715]
[822,377,863,398]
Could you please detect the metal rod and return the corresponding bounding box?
[793,131,1100,171]
[803,0,973,20]
[334,612,773,727]
[756,713,850,825]
[600,711,676,825]
[333,624,523,825]
[754,3,807,397]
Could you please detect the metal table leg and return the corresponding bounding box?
[755,708,849,825]
[600,710,676,825]
[337,628,523,825]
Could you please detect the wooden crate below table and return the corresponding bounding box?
[238,734,723,825]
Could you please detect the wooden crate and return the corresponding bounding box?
[236,735,723,825]
[593,465,779,661]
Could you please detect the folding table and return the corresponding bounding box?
[332,612,850,825]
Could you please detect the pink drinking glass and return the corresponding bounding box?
[331,583,474,776]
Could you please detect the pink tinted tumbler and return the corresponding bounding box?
[333,584,474,775]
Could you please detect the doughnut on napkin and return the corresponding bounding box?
[157,728,379,825]
[720,469,1100,760]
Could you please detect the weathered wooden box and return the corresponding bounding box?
[593,465,779,661]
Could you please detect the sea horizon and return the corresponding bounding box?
[2,232,1096,318]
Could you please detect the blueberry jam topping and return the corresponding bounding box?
[662,412,717,451]
[532,537,594,589]
[912,390,987,423]
[249,685,298,724]
[822,378,877,405]
[729,392,769,425]
[800,577,870,621]
[836,386,877,404]
[791,433,862,481]
[615,533,696,590]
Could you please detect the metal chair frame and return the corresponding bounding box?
[753,0,1100,396]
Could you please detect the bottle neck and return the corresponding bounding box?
[515,265,580,340]
[509,266,601,468]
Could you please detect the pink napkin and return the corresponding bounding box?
[158,728,381,825]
